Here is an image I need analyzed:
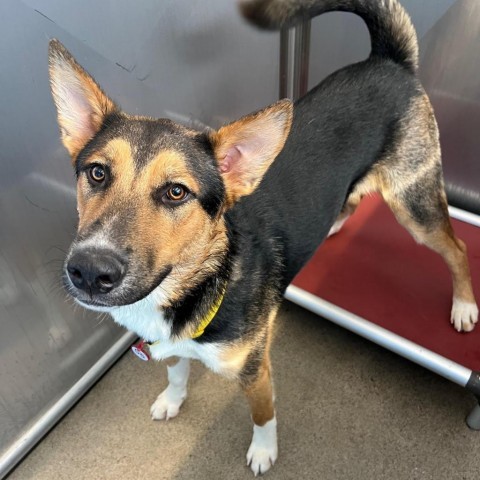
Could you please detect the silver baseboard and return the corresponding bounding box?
[0,331,136,479]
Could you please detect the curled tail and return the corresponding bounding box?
[240,0,419,72]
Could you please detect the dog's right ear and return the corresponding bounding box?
[209,99,293,206]
[48,39,118,158]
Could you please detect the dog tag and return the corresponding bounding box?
[131,340,151,362]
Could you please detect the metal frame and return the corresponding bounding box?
[279,21,311,100]
[285,285,472,386]
[448,205,480,228]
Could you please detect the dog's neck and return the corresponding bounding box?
[164,269,231,339]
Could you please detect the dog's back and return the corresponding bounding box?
[237,0,423,283]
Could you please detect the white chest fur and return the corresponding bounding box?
[107,287,172,343]
[148,339,233,377]
[85,286,239,379]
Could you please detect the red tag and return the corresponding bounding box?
[131,340,151,361]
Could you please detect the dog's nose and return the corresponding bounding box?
[66,250,126,295]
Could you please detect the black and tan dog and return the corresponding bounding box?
[49,0,478,475]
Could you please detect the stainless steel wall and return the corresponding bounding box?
[0,1,279,476]
[307,0,480,213]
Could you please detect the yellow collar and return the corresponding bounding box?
[191,287,226,339]
[149,287,226,346]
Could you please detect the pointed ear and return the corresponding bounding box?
[48,39,118,158]
[209,99,293,205]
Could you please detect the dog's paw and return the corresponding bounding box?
[246,418,278,476]
[451,299,479,332]
[150,386,186,421]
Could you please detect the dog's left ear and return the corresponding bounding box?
[48,39,118,158]
[210,99,293,205]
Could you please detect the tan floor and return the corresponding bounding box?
[8,301,480,480]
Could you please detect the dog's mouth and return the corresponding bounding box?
[63,264,173,310]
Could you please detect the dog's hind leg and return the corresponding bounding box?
[381,165,478,332]
[151,357,190,420]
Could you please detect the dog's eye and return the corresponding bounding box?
[87,164,106,184]
[165,185,189,202]
[152,184,192,207]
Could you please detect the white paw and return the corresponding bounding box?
[150,386,186,421]
[246,417,278,476]
[451,299,478,332]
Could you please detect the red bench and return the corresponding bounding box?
[286,194,480,428]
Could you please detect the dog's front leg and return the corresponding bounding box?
[151,357,190,421]
[242,355,277,476]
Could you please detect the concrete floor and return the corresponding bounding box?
[8,301,480,480]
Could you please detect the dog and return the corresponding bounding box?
[48,0,478,475]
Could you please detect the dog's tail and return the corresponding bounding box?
[240,0,418,73]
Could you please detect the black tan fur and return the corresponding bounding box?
[49,0,478,475]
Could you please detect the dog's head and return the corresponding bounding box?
[48,40,292,310]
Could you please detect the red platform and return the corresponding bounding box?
[292,195,480,372]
